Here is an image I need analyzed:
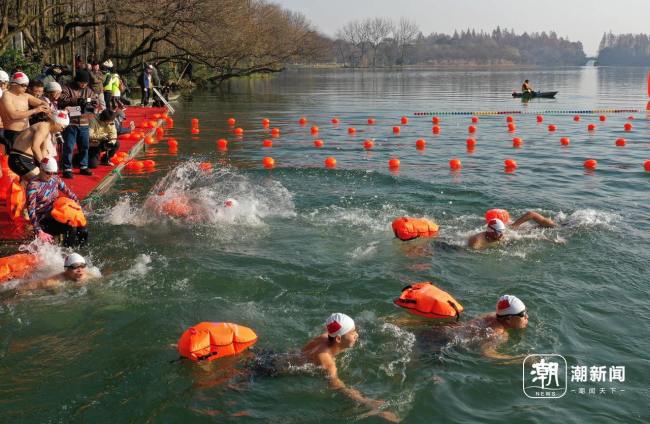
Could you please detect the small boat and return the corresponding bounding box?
[512,91,558,98]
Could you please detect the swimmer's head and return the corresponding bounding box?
[64,253,87,281]
[486,218,506,241]
[39,157,58,179]
[326,313,358,348]
[51,110,70,132]
[224,198,238,208]
[496,294,528,329]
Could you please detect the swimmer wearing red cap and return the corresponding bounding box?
[301,313,399,422]
[468,210,556,250]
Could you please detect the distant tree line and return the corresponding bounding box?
[597,32,650,66]
[334,20,587,67]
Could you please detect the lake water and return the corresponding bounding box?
[1,67,649,423]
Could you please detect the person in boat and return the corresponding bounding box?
[16,253,91,294]
[0,72,51,151]
[26,158,88,247]
[468,211,556,250]
[521,79,533,94]
[8,110,69,181]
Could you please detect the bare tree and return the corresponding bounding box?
[394,17,419,65]
[364,17,393,67]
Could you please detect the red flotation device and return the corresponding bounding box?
[0,253,38,284]
[394,282,464,320]
[177,322,258,362]
[392,217,439,241]
[484,209,510,224]
[51,197,87,227]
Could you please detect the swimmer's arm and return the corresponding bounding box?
[511,211,556,229]
[320,354,382,408]
[467,233,484,250]
[0,96,47,119]
[16,277,60,294]
[27,94,49,108]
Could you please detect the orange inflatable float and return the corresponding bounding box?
[178,322,258,362]
[0,253,38,284]
[51,197,87,227]
[392,217,439,241]
[394,282,464,320]
[484,209,510,224]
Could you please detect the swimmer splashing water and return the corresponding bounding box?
[468,211,556,250]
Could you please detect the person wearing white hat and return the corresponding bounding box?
[0,72,50,150]
[9,110,70,180]
[25,156,88,247]
[16,253,92,294]
[44,81,62,111]
[300,313,399,422]
[468,211,556,250]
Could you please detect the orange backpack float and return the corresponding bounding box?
[392,217,439,241]
[177,322,258,362]
[394,282,464,320]
[484,209,510,224]
[0,253,38,284]
[51,197,87,227]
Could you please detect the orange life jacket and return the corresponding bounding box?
[177,322,258,362]
[51,197,87,227]
[8,180,26,220]
[485,209,510,224]
[392,217,439,241]
[0,253,38,284]
[394,282,464,320]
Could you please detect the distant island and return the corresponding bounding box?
[596,32,650,66]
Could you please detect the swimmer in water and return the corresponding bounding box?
[468,210,556,250]
[16,253,91,294]
[301,313,400,422]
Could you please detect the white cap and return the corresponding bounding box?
[40,157,58,173]
[52,110,70,128]
[326,313,355,337]
[487,218,506,233]
[45,81,62,92]
[10,71,29,85]
[0,70,9,82]
[102,60,114,68]
[64,253,86,268]
[496,295,526,316]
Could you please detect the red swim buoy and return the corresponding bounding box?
[313,139,324,148]
[299,117,307,125]
[331,117,340,124]
[191,127,200,135]
[615,138,626,147]
[143,159,155,168]
[485,209,510,224]
[432,116,440,124]
[507,123,516,132]
[471,116,479,123]
[599,115,606,122]
[263,139,273,148]
[504,159,517,170]
[262,118,270,127]
[367,118,376,125]
[449,158,462,171]
[506,116,514,123]
[388,158,400,169]
[271,128,281,137]
[393,126,401,134]
[584,159,598,170]
[401,116,408,125]
[416,139,426,150]
[573,115,580,122]
[432,125,441,134]
[311,126,319,135]
[536,115,544,123]
[325,157,336,168]
[177,322,258,362]
[233,127,244,136]
[560,137,570,146]
[144,135,155,145]
[512,137,522,148]
[363,139,374,150]
[466,138,476,148]
[217,139,228,150]
[587,123,596,131]
[644,160,650,172]
[262,157,275,169]
[548,124,557,132]
[227,118,236,126]
[167,139,178,148]
[468,125,476,134]
[624,123,633,131]
[348,127,356,134]
[191,118,199,127]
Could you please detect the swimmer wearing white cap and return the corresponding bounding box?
[301,313,399,422]
[468,210,556,250]
[456,294,529,361]
[17,253,92,294]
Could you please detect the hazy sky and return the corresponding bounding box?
[274,0,649,56]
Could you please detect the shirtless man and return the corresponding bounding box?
[468,211,556,250]
[301,313,400,422]
[522,79,533,93]
[0,72,50,148]
[8,110,69,180]
[17,253,90,294]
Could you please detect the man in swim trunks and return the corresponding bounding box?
[17,253,90,294]
[0,72,50,150]
[9,110,70,180]
[468,211,556,250]
[301,313,399,422]
[26,158,88,247]
[522,79,533,93]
